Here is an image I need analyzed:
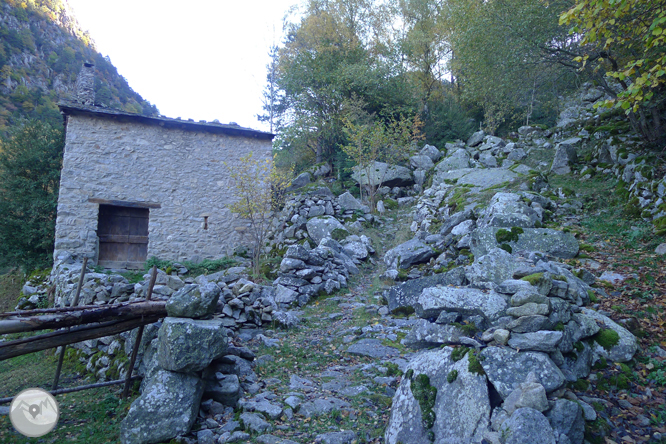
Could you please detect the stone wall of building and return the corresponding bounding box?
[54,114,272,264]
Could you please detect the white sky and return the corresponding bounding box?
[66,0,303,131]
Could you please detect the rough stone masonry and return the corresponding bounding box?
[54,103,273,265]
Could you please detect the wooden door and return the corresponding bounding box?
[97,205,149,269]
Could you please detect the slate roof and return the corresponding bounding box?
[58,101,274,140]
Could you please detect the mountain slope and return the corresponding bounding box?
[0,0,158,132]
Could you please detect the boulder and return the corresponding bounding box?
[467,130,485,147]
[508,331,563,352]
[286,172,311,191]
[451,168,518,189]
[550,139,579,175]
[385,348,490,444]
[581,308,638,362]
[465,248,517,285]
[383,268,466,313]
[420,144,442,162]
[546,399,585,444]
[306,216,349,244]
[415,286,508,322]
[480,347,565,398]
[500,408,556,444]
[351,161,413,188]
[165,283,220,319]
[477,192,540,228]
[157,318,229,372]
[403,319,481,349]
[434,149,470,174]
[120,370,203,444]
[470,227,579,259]
[384,238,435,270]
[337,192,369,213]
[410,155,435,170]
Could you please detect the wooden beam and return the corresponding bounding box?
[0,316,162,361]
[0,301,166,335]
[88,198,161,209]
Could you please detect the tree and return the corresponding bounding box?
[226,153,293,277]
[341,100,424,210]
[560,0,666,143]
[448,0,578,132]
[271,0,414,170]
[0,120,64,270]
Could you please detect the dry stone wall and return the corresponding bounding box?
[54,113,272,264]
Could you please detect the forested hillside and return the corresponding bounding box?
[0,0,158,133]
[262,0,665,174]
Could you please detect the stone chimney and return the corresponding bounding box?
[76,62,95,106]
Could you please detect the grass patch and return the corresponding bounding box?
[0,268,25,313]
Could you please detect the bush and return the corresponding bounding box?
[0,120,64,271]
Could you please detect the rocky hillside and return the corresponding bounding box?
[0,0,158,132]
[5,83,666,444]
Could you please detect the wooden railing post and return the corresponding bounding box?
[52,256,88,391]
[121,265,157,399]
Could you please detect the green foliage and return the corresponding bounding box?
[448,0,577,133]
[409,373,438,432]
[383,198,399,210]
[560,0,666,144]
[573,378,589,391]
[385,362,402,377]
[0,1,158,133]
[0,120,63,270]
[447,369,458,383]
[521,272,545,286]
[331,228,349,241]
[593,329,620,351]
[467,349,485,376]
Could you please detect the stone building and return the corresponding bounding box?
[54,67,273,268]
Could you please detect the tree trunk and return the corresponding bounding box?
[0,301,166,335]
[0,316,162,361]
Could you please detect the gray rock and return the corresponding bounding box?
[287,172,311,191]
[315,431,358,444]
[510,289,548,306]
[351,161,414,188]
[598,271,626,285]
[299,397,350,418]
[470,227,579,259]
[481,346,565,398]
[197,429,215,444]
[226,431,251,442]
[165,283,220,319]
[656,243,666,255]
[306,216,349,245]
[506,303,550,317]
[120,370,203,444]
[240,412,272,433]
[274,285,299,306]
[503,381,549,414]
[346,338,400,359]
[478,192,540,228]
[456,168,518,189]
[546,399,585,444]
[284,395,302,411]
[420,144,442,162]
[285,245,310,261]
[415,286,508,322]
[434,149,470,174]
[508,331,563,352]
[204,374,240,407]
[507,148,527,161]
[337,191,369,212]
[438,209,475,236]
[479,152,498,168]
[382,268,466,313]
[240,399,283,420]
[383,238,435,270]
[256,435,301,444]
[342,241,368,260]
[385,348,490,444]
[467,130,485,147]
[581,308,638,362]
[403,319,481,349]
[410,154,435,170]
[550,141,578,175]
[500,408,556,444]
[507,315,552,333]
[465,247,517,285]
[157,318,228,372]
